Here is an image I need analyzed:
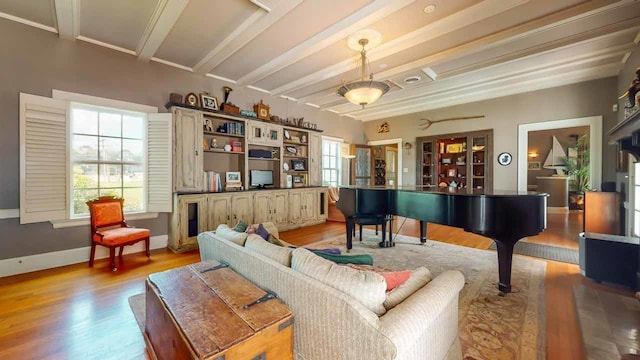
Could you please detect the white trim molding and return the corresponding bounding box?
[51,212,159,229]
[517,115,602,192]
[0,235,168,278]
[52,89,158,113]
[0,209,19,219]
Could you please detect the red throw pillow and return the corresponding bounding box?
[378,271,412,292]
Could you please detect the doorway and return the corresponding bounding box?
[368,138,403,186]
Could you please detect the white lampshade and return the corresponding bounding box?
[337,80,389,107]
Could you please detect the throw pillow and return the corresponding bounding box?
[292,248,387,316]
[215,224,248,246]
[261,222,279,239]
[314,252,373,265]
[245,235,293,267]
[307,248,341,255]
[267,234,284,247]
[383,267,433,310]
[234,221,248,232]
[256,224,270,240]
[347,265,412,291]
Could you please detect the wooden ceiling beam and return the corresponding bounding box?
[53,0,80,40]
[136,0,190,62]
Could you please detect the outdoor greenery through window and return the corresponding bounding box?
[322,139,341,187]
[71,103,146,217]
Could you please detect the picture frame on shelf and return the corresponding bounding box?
[447,168,457,177]
[292,174,305,187]
[528,162,541,170]
[201,94,218,110]
[203,118,213,132]
[446,143,464,153]
[291,159,306,171]
[225,172,242,189]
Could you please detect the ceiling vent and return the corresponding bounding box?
[404,76,421,84]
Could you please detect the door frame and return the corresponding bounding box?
[517,116,602,192]
[367,138,403,186]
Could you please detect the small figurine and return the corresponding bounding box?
[211,138,218,149]
[449,180,457,188]
[301,135,307,143]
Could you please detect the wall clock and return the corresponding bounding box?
[185,93,198,107]
[497,152,512,166]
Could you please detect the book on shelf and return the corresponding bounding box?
[220,122,244,135]
[203,171,223,192]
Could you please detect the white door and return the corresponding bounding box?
[174,108,203,191]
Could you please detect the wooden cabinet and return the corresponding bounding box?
[230,193,253,224]
[173,108,204,192]
[273,190,289,227]
[253,190,289,227]
[169,194,207,252]
[416,129,493,190]
[288,190,303,224]
[253,192,272,224]
[208,194,231,231]
[301,189,317,221]
[308,133,321,186]
[351,144,372,186]
[247,121,282,147]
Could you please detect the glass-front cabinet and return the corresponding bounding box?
[416,130,493,190]
[351,144,372,186]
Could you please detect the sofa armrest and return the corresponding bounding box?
[379,270,464,360]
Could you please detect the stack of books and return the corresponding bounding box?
[204,171,222,192]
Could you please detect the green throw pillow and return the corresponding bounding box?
[267,234,284,247]
[233,221,248,232]
[314,252,373,265]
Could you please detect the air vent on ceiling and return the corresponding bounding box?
[404,76,421,84]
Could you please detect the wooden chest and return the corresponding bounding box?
[145,261,293,360]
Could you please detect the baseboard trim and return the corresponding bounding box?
[0,235,168,278]
[0,209,19,219]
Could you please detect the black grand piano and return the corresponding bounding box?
[336,186,548,293]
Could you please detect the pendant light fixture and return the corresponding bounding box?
[337,30,389,108]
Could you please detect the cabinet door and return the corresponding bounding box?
[288,190,303,224]
[231,193,254,224]
[174,108,203,191]
[176,194,207,251]
[266,124,283,147]
[309,133,321,186]
[207,194,231,230]
[272,191,289,227]
[253,192,272,224]
[301,189,317,221]
[246,121,267,144]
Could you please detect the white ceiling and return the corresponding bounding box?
[0,0,638,121]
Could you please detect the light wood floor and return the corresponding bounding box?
[0,215,630,360]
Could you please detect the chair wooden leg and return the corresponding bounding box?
[145,238,150,258]
[89,243,96,267]
[118,246,124,258]
[109,247,117,271]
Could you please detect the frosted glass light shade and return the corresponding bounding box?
[337,80,390,107]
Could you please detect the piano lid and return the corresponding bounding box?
[338,185,547,197]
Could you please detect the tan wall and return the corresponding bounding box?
[0,19,364,259]
[364,77,618,190]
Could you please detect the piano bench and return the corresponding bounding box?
[355,215,393,243]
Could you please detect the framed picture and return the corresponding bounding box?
[226,171,241,183]
[203,118,213,132]
[446,143,464,153]
[201,94,218,110]
[291,159,306,171]
[528,162,541,170]
[447,168,457,177]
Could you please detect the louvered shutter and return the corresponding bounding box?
[20,93,68,224]
[147,113,172,212]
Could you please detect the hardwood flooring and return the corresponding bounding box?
[0,215,630,359]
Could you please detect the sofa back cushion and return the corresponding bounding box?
[291,248,387,316]
[383,267,432,310]
[245,235,293,267]
[215,224,249,246]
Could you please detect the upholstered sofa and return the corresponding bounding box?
[197,226,465,360]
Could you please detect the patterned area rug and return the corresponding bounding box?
[308,229,547,360]
[488,241,578,264]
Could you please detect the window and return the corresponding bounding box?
[71,104,146,216]
[322,138,342,187]
[635,163,640,236]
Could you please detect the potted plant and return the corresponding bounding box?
[562,134,590,210]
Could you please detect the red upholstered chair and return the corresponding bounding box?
[87,196,150,271]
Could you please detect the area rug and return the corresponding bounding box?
[309,229,547,360]
[129,229,547,360]
[488,241,578,264]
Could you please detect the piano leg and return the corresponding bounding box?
[346,217,355,251]
[379,214,395,248]
[495,240,515,293]
[419,221,427,244]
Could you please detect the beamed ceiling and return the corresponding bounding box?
[1,0,639,121]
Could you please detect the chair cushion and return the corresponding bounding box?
[245,235,293,267]
[92,202,123,227]
[215,224,249,246]
[93,227,150,246]
[292,248,387,316]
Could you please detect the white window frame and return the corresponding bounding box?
[52,90,160,228]
[322,136,343,187]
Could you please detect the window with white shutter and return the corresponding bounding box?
[20,94,69,224]
[147,113,172,213]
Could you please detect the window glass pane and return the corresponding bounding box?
[100,188,122,199]
[124,165,144,187]
[636,163,640,186]
[323,169,330,180]
[330,170,337,182]
[72,109,98,135]
[123,188,144,212]
[72,135,98,161]
[329,144,337,156]
[99,112,121,137]
[330,156,337,169]
[123,139,143,162]
[73,189,98,216]
[323,142,329,154]
[123,115,144,139]
[99,164,122,188]
[323,156,330,167]
[73,164,98,189]
[635,211,640,237]
[99,137,122,161]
